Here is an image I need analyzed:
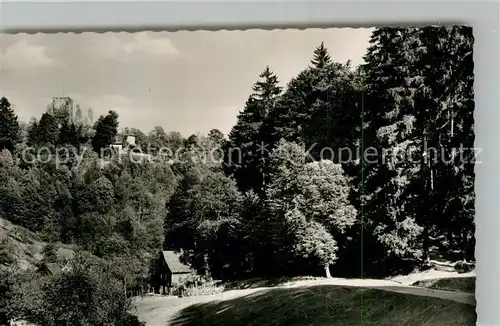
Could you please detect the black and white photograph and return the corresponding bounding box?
[0,26,476,325]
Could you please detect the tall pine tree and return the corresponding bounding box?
[412,26,475,260]
[360,28,425,274]
[0,97,20,151]
[360,26,476,273]
[28,112,60,146]
[263,44,360,165]
[225,66,282,195]
[310,42,332,69]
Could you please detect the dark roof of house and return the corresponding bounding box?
[161,251,192,274]
[39,262,62,275]
[113,135,123,144]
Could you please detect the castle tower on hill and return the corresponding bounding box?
[52,96,75,123]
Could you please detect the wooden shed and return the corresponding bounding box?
[152,251,192,294]
[37,262,62,276]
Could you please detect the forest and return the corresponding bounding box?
[0,26,475,325]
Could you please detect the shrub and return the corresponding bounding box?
[0,268,39,325]
[5,251,145,326]
[454,260,475,273]
[171,273,224,297]
[0,236,15,265]
[182,280,225,297]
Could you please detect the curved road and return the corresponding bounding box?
[133,278,475,326]
[278,277,475,305]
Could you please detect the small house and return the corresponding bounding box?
[109,135,137,155]
[37,262,62,276]
[125,135,136,147]
[109,135,123,155]
[152,251,192,294]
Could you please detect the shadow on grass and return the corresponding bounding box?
[168,285,476,326]
[218,276,319,291]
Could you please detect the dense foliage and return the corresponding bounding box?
[1,252,143,326]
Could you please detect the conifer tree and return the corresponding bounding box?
[225,66,282,195]
[260,69,317,147]
[31,112,60,146]
[263,44,360,165]
[310,42,332,69]
[360,27,425,269]
[0,97,20,151]
[58,121,79,147]
[360,26,476,270]
[412,26,475,260]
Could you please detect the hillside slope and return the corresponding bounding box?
[0,218,75,273]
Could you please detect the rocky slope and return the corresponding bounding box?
[0,218,75,273]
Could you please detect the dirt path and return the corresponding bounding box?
[389,269,476,285]
[132,277,475,326]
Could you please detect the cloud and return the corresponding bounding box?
[73,94,163,131]
[1,39,54,69]
[89,33,179,59]
[71,94,134,113]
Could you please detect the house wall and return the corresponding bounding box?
[110,144,123,155]
[152,254,171,293]
[151,252,193,293]
[126,136,136,147]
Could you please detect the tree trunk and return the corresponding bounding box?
[462,229,467,261]
[423,226,429,261]
[324,264,331,278]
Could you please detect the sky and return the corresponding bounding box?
[0,28,373,137]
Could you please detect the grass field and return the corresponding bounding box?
[165,285,476,326]
[412,277,476,294]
